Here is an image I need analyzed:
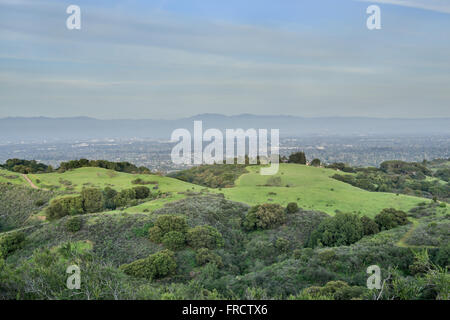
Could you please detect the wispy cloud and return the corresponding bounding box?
[0,0,449,118]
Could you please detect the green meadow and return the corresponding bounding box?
[26,167,200,193]
[12,163,440,218]
[220,164,433,217]
[0,169,26,185]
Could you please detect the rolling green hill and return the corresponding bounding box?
[0,169,26,186]
[3,167,209,219]
[25,167,199,193]
[3,164,445,219]
[219,164,434,217]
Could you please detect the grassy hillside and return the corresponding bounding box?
[0,184,53,231]
[220,164,436,217]
[11,164,445,219]
[0,169,26,186]
[9,167,209,219]
[26,167,199,193]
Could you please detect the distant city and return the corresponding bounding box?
[1,135,448,173]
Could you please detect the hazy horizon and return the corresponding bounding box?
[1,113,450,121]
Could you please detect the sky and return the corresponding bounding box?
[0,0,449,119]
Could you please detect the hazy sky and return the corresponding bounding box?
[0,0,449,119]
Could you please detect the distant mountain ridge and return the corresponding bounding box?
[0,114,448,143]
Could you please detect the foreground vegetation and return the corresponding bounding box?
[0,158,448,300]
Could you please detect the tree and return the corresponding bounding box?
[310,159,321,167]
[288,152,307,165]
[154,215,188,234]
[242,204,286,231]
[149,215,189,244]
[374,208,409,231]
[103,187,118,210]
[120,250,177,280]
[286,202,299,214]
[187,225,224,249]
[113,188,136,208]
[46,196,83,220]
[195,248,223,267]
[308,212,364,247]
[360,216,379,236]
[81,188,104,213]
[133,186,150,199]
[162,231,186,251]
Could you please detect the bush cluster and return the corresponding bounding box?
[65,216,83,233]
[119,249,177,280]
[374,208,409,231]
[286,202,299,214]
[242,204,286,231]
[195,248,223,267]
[149,215,189,250]
[187,225,224,249]
[0,232,26,259]
[308,212,364,247]
[46,185,153,220]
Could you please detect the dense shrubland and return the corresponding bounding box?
[57,159,150,174]
[0,183,53,231]
[46,185,155,220]
[0,158,151,175]
[0,159,53,173]
[0,156,448,300]
[330,160,449,201]
[168,164,248,188]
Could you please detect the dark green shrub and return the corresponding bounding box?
[0,232,25,259]
[103,187,118,210]
[360,216,380,235]
[114,188,136,208]
[133,186,150,199]
[187,225,224,249]
[265,176,282,187]
[375,208,409,231]
[46,195,83,220]
[65,216,82,233]
[120,249,176,280]
[242,204,286,231]
[288,152,306,164]
[302,280,366,300]
[162,231,186,251]
[34,199,46,207]
[310,158,321,167]
[275,237,290,252]
[155,215,188,234]
[131,178,155,185]
[308,212,364,247]
[435,243,449,267]
[149,226,164,243]
[195,248,223,267]
[286,202,299,214]
[81,187,104,213]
